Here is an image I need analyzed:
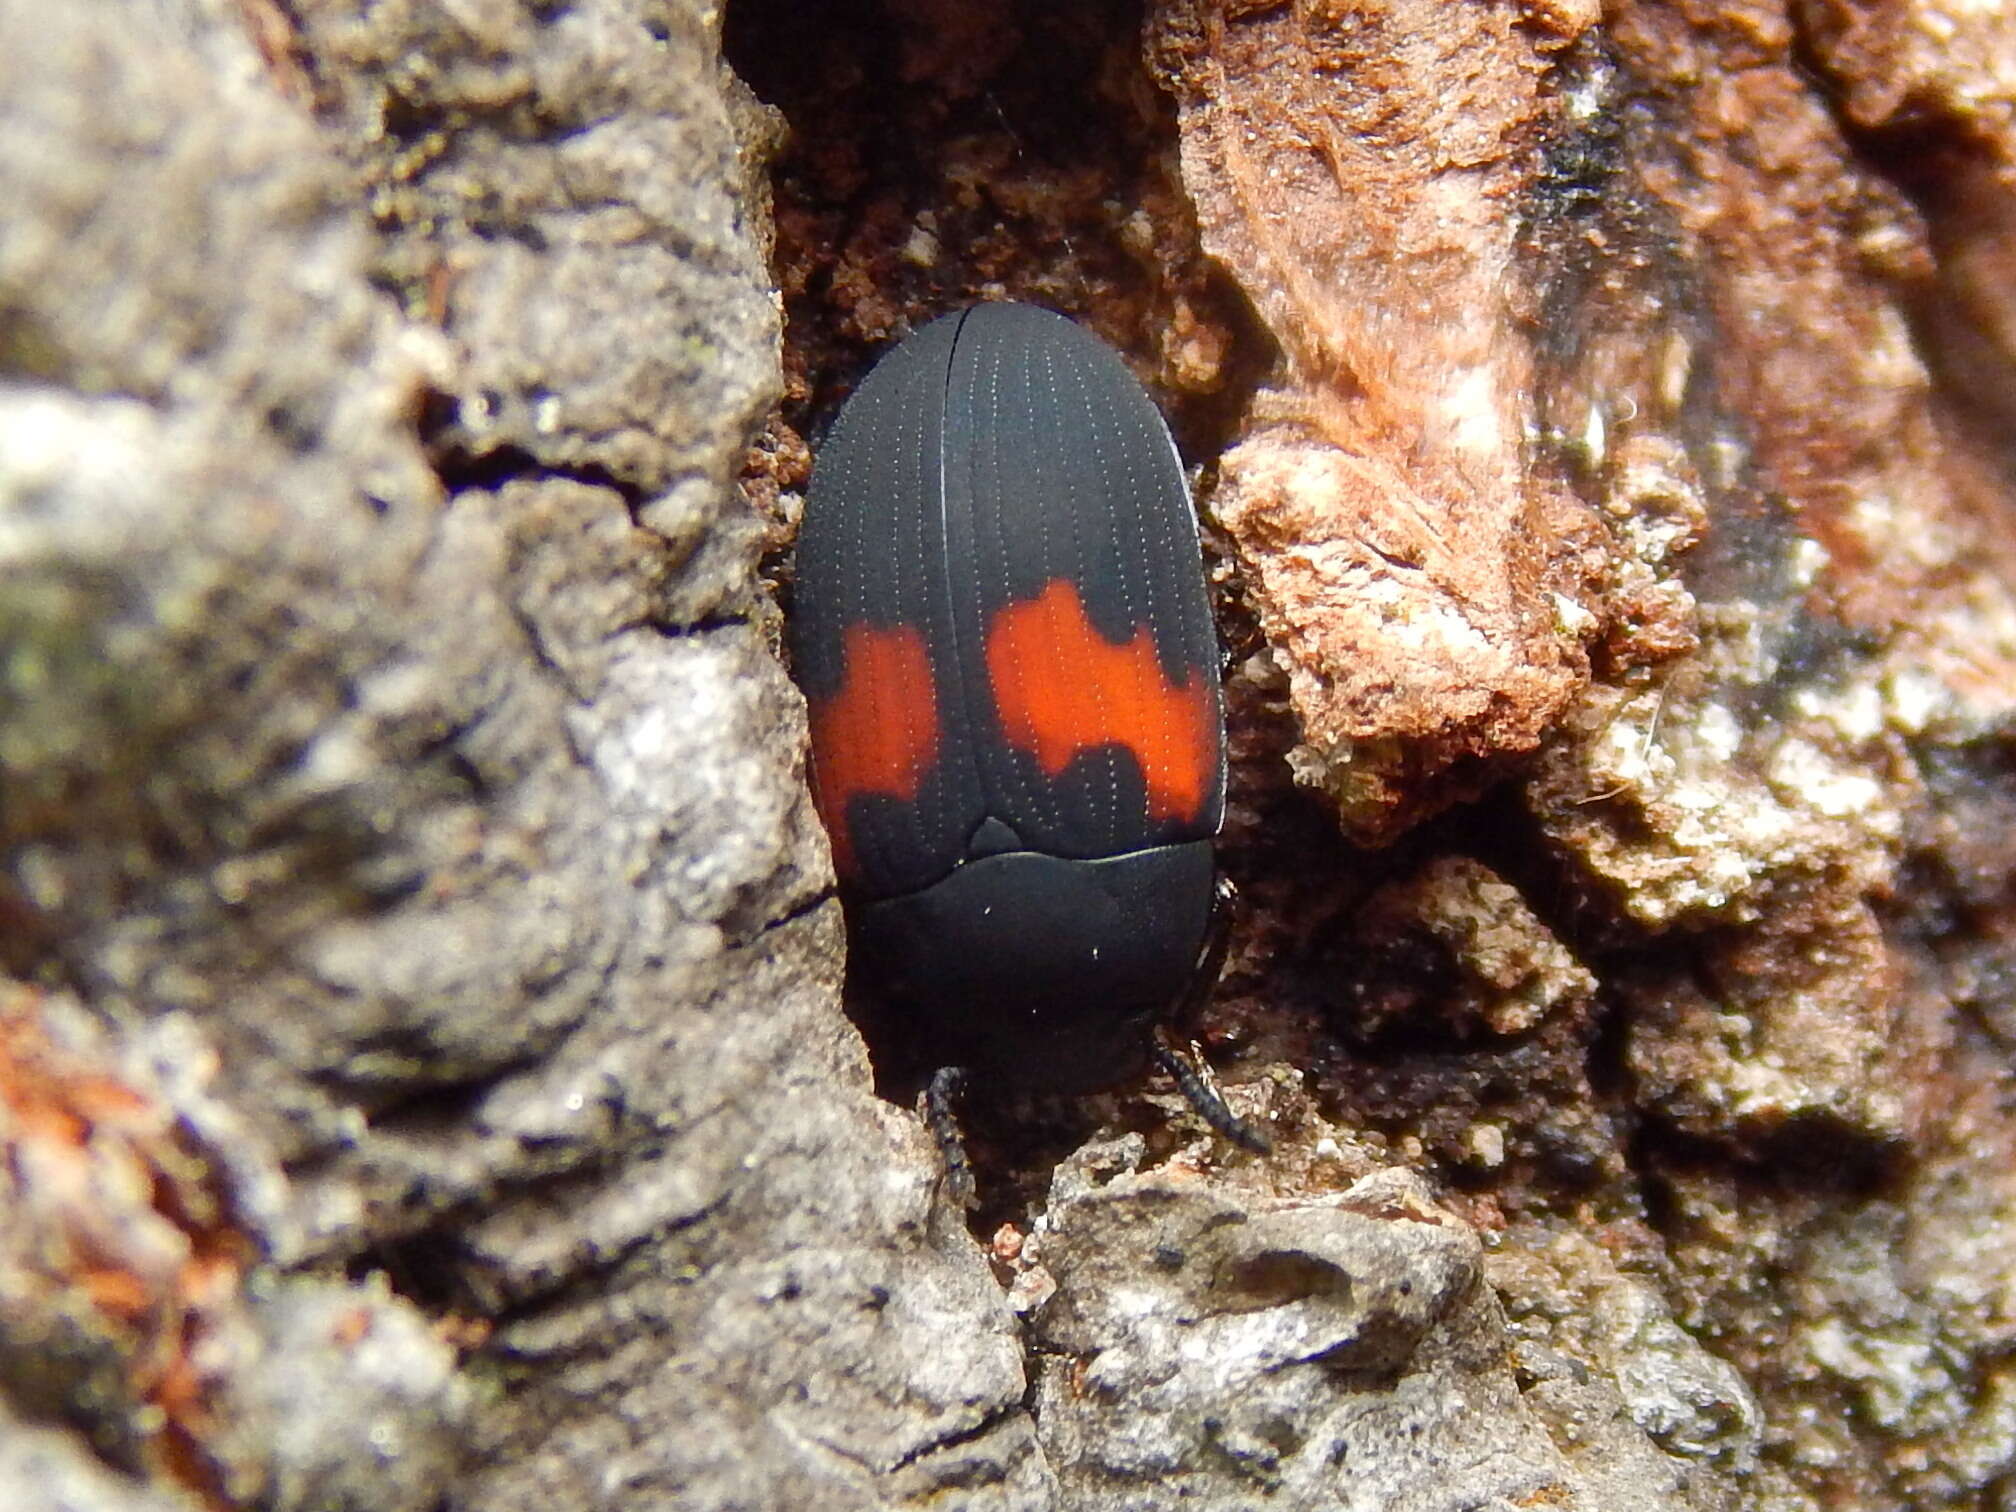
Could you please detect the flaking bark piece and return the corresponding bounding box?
[1150,0,1609,841]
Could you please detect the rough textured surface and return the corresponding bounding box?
[1523,4,2016,1503]
[1141,0,2016,1506]
[1792,0,2016,431]
[1489,1225,1759,1511]
[1,2,1042,1508]
[1148,0,1613,839]
[0,984,469,1510]
[1024,1161,1740,1511]
[11,0,2016,1509]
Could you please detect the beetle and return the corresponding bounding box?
[790,302,1261,1161]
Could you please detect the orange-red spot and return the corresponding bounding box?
[0,986,252,1512]
[808,623,940,878]
[985,578,1215,825]
[331,1305,375,1347]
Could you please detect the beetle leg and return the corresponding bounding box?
[921,1064,978,1210]
[1156,876,1271,1153]
[1174,873,1239,1023]
[1151,1029,1272,1155]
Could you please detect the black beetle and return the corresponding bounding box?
[790,303,1264,1181]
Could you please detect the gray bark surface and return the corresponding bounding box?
[2,2,1042,1507]
[6,2,2016,1511]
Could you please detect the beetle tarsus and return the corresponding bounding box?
[1155,878,1271,1154]
[923,1064,978,1209]
[1151,1037,1272,1155]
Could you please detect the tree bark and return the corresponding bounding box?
[4,1,2016,1510]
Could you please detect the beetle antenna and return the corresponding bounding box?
[922,1065,978,1209]
[1152,1032,1272,1155]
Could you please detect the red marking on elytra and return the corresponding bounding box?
[984,578,1215,826]
[808,623,940,879]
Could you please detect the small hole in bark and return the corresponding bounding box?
[1218,1250,1352,1312]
